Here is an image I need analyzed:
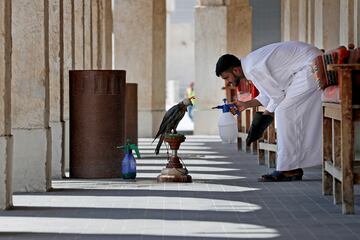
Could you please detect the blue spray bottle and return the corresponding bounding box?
[212,98,240,115]
[117,139,141,179]
[212,98,240,143]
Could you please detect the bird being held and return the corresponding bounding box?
[153,97,195,154]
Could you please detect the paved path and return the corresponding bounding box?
[1,135,360,239]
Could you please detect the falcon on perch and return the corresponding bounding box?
[153,97,195,154]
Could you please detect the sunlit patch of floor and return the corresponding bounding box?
[52,180,259,192]
[139,149,219,154]
[0,217,279,239]
[140,154,229,159]
[137,165,239,172]
[138,145,213,150]
[137,172,245,180]
[196,155,228,159]
[139,136,222,143]
[138,142,208,147]
[136,159,233,165]
[13,195,261,212]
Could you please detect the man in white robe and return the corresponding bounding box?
[215,41,323,181]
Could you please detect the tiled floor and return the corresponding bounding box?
[1,135,360,239]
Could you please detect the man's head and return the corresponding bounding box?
[215,54,245,87]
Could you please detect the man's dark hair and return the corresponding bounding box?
[215,54,241,77]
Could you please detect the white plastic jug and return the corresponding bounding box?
[218,111,238,143]
[212,99,239,143]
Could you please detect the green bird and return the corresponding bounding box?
[153,97,195,154]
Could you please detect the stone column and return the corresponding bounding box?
[281,0,299,41]
[0,0,13,209]
[84,0,92,69]
[49,0,63,180]
[307,0,315,45]
[61,0,74,177]
[340,0,356,46]
[298,0,307,42]
[356,0,360,46]
[12,0,50,192]
[194,0,252,134]
[113,0,166,137]
[74,0,84,69]
[98,0,112,69]
[92,0,99,69]
[314,0,340,50]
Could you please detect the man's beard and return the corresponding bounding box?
[233,76,241,87]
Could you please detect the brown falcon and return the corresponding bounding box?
[153,97,195,154]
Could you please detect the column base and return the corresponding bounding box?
[13,128,49,192]
[50,121,64,179]
[157,172,192,183]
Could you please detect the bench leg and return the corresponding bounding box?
[268,151,276,168]
[245,109,251,153]
[267,122,276,168]
[334,179,342,204]
[237,114,243,151]
[252,141,258,155]
[323,117,333,195]
[258,146,265,165]
[323,171,333,195]
[341,124,354,214]
[237,136,243,151]
[342,179,354,214]
[333,120,342,204]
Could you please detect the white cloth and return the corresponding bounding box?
[241,41,323,171]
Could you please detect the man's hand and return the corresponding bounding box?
[227,101,247,115]
[231,99,262,112]
[233,101,248,111]
[229,106,239,115]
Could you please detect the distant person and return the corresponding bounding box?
[185,82,195,121]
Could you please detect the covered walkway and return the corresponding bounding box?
[2,135,360,239]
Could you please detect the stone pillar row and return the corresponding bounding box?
[113,0,166,137]
[281,0,359,50]
[194,0,252,134]
[0,0,113,209]
[0,0,260,209]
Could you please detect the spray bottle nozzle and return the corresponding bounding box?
[212,98,240,115]
[117,139,141,158]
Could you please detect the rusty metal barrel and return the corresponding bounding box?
[69,70,126,178]
[125,83,138,146]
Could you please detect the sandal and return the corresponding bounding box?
[258,168,303,182]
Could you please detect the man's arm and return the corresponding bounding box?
[231,99,274,116]
[234,99,262,110]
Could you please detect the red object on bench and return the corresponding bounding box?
[312,46,350,90]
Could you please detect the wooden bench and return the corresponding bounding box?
[321,45,360,214]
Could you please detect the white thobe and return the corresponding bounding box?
[241,41,323,171]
